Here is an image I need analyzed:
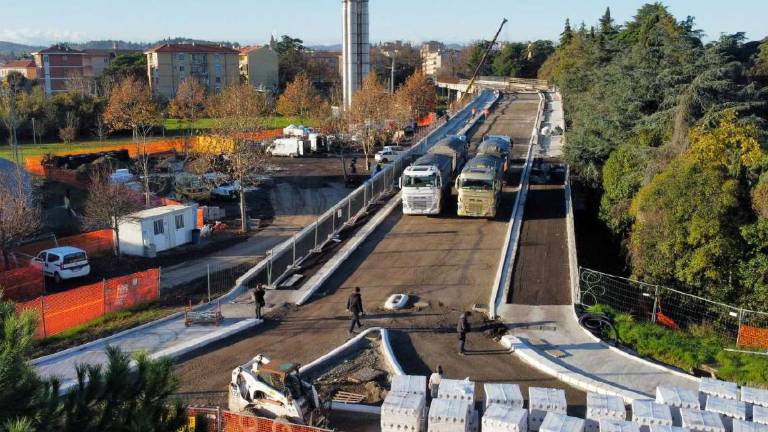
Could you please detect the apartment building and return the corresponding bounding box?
[239,45,279,92]
[145,43,240,99]
[420,41,458,78]
[0,59,37,80]
[31,44,85,95]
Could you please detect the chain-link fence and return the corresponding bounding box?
[578,267,768,349]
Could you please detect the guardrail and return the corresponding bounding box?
[231,91,498,296]
[488,91,546,319]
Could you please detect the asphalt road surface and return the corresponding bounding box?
[172,93,586,420]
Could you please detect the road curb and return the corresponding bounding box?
[299,327,404,377]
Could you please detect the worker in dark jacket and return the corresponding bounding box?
[347,287,364,333]
[457,311,471,354]
[252,285,266,319]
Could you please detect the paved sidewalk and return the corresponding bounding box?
[498,304,699,398]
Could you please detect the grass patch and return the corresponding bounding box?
[33,302,180,358]
[163,116,315,131]
[0,137,141,162]
[589,304,768,386]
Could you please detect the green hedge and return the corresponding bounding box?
[588,305,768,386]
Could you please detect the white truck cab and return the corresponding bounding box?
[31,246,91,283]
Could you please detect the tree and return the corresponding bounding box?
[101,53,148,85]
[102,77,161,207]
[276,72,323,123]
[84,170,143,257]
[752,39,768,83]
[599,7,618,37]
[466,41,495,77]
[687,109,762,178]
[348,72,390,170]
[0,169,40,271]
[392,71,436,123]
[209,83,271,232]
[0,73,27,162]
[274,35,308,88]
[560,18,574,46]
[169,77,208,154]
[58,111,79,144]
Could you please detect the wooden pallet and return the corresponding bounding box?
[332,391,365,404]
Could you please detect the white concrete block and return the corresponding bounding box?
[706,395,747,431]
[753,405,768,425]
[586,393,626,432]
[392,374,428,396]
[742,387,768,408]
[529,388,568,431]
[731,419,768,432]
[382,392,427,432]
[680,409,726,432]
[540,412,585,432]
[485,383,524,410]
[650,426,689,432]
[633,400,674,432]
[700,378,739,407]
[482,405,528,432]
[599,419,640,432]
[658,387,701,425]
[438,378,475,403]
[428,398,472,432]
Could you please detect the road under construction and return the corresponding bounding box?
[172,92,587,418]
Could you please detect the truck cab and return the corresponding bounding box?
[456,154,504,218]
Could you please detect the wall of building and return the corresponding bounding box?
[243,48,278,91]
[34,52,84,95]
[0,66,37,80]
[148,50,239,99]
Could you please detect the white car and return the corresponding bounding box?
[375,145,407,163]
[31,246,91,283]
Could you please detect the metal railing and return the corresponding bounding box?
[231,91,497,295]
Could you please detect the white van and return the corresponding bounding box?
[31,246,91,283]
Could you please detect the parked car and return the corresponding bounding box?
[211,181,240,200]
[31,246,91,283]
[375,146,407,163]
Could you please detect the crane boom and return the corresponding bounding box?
[457,18,508,104]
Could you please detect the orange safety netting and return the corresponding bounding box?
[15,229,114,258]
[656,311,680,330]
[0,266,44,301]
[417,112,437,127]
[738,325,768,350]
[185,409,331,432]
[16,268,159,338]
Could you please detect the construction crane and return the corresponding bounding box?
[457,18,509,105]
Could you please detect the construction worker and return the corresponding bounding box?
[347,287,364,334]
[429,365,444,398]
[457,311,471,355]
[252,285,266,319]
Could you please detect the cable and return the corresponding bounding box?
[578,312,618,346]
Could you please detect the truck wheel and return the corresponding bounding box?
[54,272,62,284]
[382,158,389,163]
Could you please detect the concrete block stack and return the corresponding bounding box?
[381,391,428,432]
[742,387,768,424]
[632,399,674,432]
[705,396,746,431]
[428,398,473,432]
[392,374,428,396]
[482,404,528,432]
[437,379,476,403]
[650,426,689,432]
[599,419,641,432]
[529,387,568,432]
[484,383,524,410]
[657,387,701,425]
[680,408,726,432]
[700,378,739,408]
[753,406,768,426]
[731,419,768,432]
[540,412,585,432]
[586,393,626,432]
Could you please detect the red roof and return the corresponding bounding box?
[145,43,239,54]
[1,59,35,68]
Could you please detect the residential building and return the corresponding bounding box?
[0,59,37,80]
[420,41,458,78]
[239,45,279,92]
[145,43,240,99]
[307,50,342,84]
[31,44,85,95]
[82,48,140,78]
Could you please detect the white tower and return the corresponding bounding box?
[342,0,370,109]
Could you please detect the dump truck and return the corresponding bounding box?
[456,154,505,218]
[428,135,468,175]
[478,135,512,170]
[229,354,326,426]
[400,153,454,215]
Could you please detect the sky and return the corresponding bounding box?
[0,0,766,47]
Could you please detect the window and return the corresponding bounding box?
[63,252,87,264]
[214,53,221,63]
[178,52,185,61]
[47,253,59,263]
[175,214,185,230]
[62,55,68,61]
[179,65,185,72]
[43,54,49,63]
[153,219,164,235]
[215,76,221,84]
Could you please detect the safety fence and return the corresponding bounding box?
[16,268,160,338]
[14,229,115,258]
[234,92,495,293]
[578,267,768,350]
[185,407,331,432]
[0,265,44,301]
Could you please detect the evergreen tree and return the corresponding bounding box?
[599,7,617,37]
[559,19,573,46]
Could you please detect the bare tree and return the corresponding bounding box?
[102,77,161,207]
[348,72,391,171]
[209,83,271,232]
[0,74,27,163]
[0,169,40,270]
[58,111,79,144]
[84,170,143,257]
[169,77,208,156]
[276,72,324,124]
